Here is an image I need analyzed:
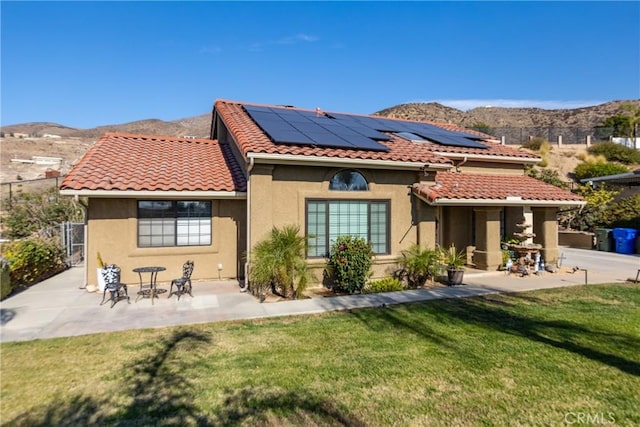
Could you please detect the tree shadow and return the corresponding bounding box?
[5,329,213,426]
[115,329,213,425]
[7,394,109,426]
[431,296,640,376]
[5,329,364,426]
[344,290,639,377]
[213,386,365,426]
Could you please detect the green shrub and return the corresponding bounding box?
[588,142,640,165]
[2,237,67,288]
[397,244,440,288]
[0,257,11,300]
[249,225,313,299]
[526,167,569,189]
[605,194,640,229]
[522,137,547,151]
[574,162,629,180]
[326,235,373,294]
[2,188,84,239]
[363,277,405,294]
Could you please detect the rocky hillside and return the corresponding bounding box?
[375,100,640,128]
[1,99,638,183]
[1,113,212,139]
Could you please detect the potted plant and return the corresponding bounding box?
[442,244,466,286]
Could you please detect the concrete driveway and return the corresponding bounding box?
[1,247,638,343]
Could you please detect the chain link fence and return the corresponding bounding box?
[40,222,85,266]
[487,127,615,145]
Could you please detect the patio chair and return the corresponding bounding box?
[100,264,130,308]
[169,260,194,300]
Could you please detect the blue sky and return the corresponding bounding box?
[2,1,639,128]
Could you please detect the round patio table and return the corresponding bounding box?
[133,266,166,304]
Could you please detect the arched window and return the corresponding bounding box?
[329,170,369,191]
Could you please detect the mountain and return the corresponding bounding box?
[3,100,638,139]
[1,100,638,183]
[374,100,640,128]
[1,113,213,139]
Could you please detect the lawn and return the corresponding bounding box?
[1,284,639,426]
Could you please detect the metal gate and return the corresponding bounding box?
[60,222,85,266]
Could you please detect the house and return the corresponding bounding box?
[60,99,585,286]
[580,168,640,199]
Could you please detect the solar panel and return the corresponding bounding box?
[243,105,487,151]
[415,133,488,149]
[396,132,427,141]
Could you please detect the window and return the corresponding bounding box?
[306,200,389,257]
[329,170,368,191]
[138,201,211,247]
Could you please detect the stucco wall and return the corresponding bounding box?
[248,164,427,281]
[87,198,246,286]
[459,161,526,175]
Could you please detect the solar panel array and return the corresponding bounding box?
[242,105,488,151]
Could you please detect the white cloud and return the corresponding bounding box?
[412,99,607,111]
[250,33,319,51]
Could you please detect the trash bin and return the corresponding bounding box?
[594,228,613,252]
[612,228,638,254]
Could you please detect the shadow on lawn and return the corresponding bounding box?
[213,386,365,426]
[7,329,212,426]
[353,293,640,377]
[7,329,362,426]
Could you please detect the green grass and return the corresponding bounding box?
[2,284,639,426]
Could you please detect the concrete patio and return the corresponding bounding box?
[1,247,638,343]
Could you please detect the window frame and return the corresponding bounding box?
[137,200,212,248]
[305,198,391,258]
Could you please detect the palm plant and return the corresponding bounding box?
[249,225,314,299]
[398,244,440,288]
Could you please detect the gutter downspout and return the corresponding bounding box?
[244,157,255,288]
[455,156,468,172]
[75,195,89,289]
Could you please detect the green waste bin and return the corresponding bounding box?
[594,228,613,252]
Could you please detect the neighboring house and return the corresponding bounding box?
[580,168,640,199]
[60,100,584,286]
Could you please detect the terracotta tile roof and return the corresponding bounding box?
[214,99,539,164]
[215,101,450,165]
[60,132,246,192]
[413,171,584,205]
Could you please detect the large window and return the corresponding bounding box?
[138,201,211,247]
[306,200,389,257]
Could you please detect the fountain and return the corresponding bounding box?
[507,219,542,274]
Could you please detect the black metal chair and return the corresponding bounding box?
[169,260,194,300]
[100,264,130,308]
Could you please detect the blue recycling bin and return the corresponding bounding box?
[612,228,638,254]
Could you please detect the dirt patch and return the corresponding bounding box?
[0,136,96,183]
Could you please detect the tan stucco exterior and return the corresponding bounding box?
[247,163,428,280]
[86,197,245,286]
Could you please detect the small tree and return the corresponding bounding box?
[598,103,640,138]
[397,244,440,288]
[2,188,84,239]
[326,235,373,294]
[558,184,619,231]
[248,225,313,299]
